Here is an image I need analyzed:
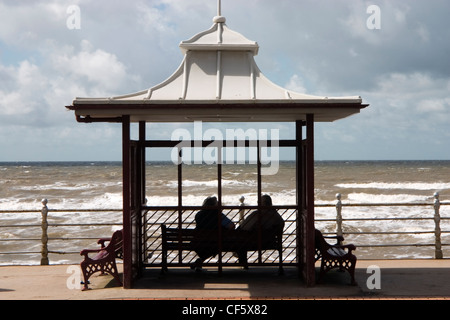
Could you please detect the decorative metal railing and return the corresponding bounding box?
[141,205,298,268]
[0,193,448,265]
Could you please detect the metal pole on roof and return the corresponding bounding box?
[218,0,221,16]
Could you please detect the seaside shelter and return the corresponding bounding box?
[66,8,368,288]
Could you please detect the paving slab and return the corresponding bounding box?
[1,260,450,300]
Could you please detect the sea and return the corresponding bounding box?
[1,160,450,265]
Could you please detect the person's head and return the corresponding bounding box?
[261,194,272,207]
[202,196,218,207]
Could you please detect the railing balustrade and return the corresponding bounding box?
[0,193,448,265]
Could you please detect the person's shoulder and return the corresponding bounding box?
[244,211,258,221]
[195,209,207,219]
[267,208,280,216]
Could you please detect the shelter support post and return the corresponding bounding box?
[218,147,223,273]
[295,120,303,278]
[135,121,146,277]
[139,121,146,205]
[304,114,315,286]
[296,116,315,286]
[122,115,132,288]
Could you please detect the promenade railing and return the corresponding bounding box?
[0,193,448,265]
[314,192,450,260]
[0,200,122,266]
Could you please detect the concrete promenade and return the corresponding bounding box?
[1,259,450,300]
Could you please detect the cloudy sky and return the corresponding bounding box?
[0,0,449,161]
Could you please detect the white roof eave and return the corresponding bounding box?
[73,96,363,105]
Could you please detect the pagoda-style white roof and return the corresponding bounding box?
[67,15,367,122]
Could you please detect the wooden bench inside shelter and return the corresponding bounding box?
[161,224,283,274]
[80,229,123,291]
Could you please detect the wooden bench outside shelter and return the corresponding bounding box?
[80,229,123,291]
[314,229,357,285]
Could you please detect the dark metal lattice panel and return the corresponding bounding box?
[141,206,298,268]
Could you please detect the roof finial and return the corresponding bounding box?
[213,0,226,23]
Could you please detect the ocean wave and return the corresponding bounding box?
[336,182,450,191]
[13,181,121,192]
[164,179,257,189]
[346,193,429,204]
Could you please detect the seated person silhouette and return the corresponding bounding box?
[192,196,235,271]
[236,194,284,268]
